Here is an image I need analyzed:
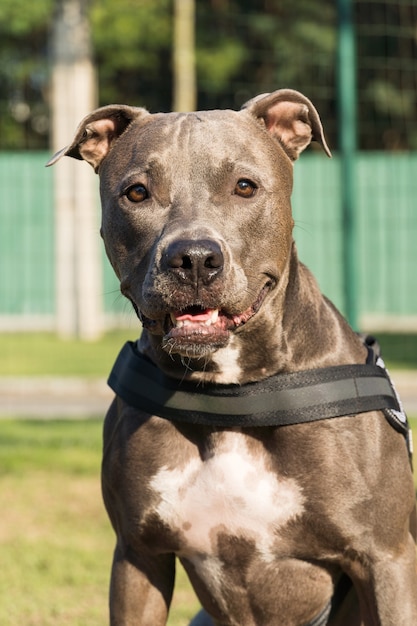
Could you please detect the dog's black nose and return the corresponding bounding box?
[163,239,224,285]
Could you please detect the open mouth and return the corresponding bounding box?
[161,281,272,356]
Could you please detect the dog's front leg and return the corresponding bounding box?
[347,534,417,625]
[109,545,175,626]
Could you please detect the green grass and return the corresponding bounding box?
[1,331,416,377]
[1,330,137,377]
[0,419,200,626]
[376,333,417,370]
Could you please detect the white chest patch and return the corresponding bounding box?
[150,434,304,559]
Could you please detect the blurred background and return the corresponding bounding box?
[0,2,416,624]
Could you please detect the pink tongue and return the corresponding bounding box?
[174,308,213,322]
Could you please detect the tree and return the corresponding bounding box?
[0,0,53,148]
[90,0,172,111]
[0,0,416,150]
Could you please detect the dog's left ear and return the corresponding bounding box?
[46,105,150,172]
[242,89,331,160]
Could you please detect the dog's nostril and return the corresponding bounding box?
[182,255,193,270]
[205,253,222,269]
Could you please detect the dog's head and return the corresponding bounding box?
[48,90,330,381]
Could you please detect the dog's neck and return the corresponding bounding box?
[138,244,366,385]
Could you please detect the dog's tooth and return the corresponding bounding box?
[171,308,219,327]
[205,309,219,325]
[170,313,185,328]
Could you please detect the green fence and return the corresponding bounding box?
[0,152,124,329]
[1,151,416,331]
[292,153,417,329]
[0,153,54,318]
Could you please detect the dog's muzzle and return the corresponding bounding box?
[136,236,274,357]
[159,280,272,357]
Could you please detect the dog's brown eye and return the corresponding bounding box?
[234,179,257,198]
[126,184,148,203]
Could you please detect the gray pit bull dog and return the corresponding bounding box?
[48,89,417,626]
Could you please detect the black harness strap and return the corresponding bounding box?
[108,341,408,438]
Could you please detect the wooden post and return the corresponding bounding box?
[173,0,196,112]
[50,0,102,339]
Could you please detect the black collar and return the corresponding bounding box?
[108,340,407,435]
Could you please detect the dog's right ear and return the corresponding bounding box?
[46,105,149,172]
